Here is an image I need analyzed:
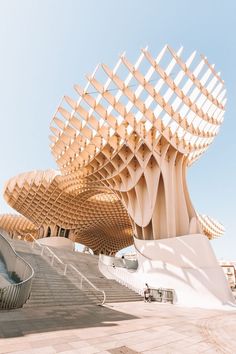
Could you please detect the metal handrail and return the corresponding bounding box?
[98,255,143,296]
[66,264,106,305]
[0,232,34,309]
[24,233,106,305]
[41,245,65,266]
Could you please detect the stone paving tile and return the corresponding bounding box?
[190,342,215,352]
[52,351,82,354]
[143,350,178,354]
[87,335,115,345]
[93,340,126,351]
[67,346,101,354]
[30,337,74,348]
[0,343,32,354]
[112,330,150,339]
[108,346,140,354]
[128,331,188,351]
[184,335,209,345]
[122,333,168,347]
[76,329,115,340]
[128,339,174,352]
[7,347,56,354]
[69,340,92,349]
[52,343,74,353]
[146,349,195,354]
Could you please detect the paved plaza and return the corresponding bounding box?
[0,301,236,354]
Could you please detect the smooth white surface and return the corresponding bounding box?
[37,236,75,250]
[100,234,236,309]
[135,234,236,307]
[100,254,138,269]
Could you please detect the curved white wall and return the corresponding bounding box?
[37,236,75,251]
[134,234,235,308]
[100,254,138,269]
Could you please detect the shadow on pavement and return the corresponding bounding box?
[0,304,139,338]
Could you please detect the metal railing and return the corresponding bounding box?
[149,288,175,304]
[24,233,106,305]
[0,232,34,309]
[64,264,106,304]
[99,254,143,296]
[99,254,175,304]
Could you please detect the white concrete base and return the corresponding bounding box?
[37,236,75,251]
[134,234,235,308]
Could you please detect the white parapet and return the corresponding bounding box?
[37,236,75,251]
[134,234,235,308]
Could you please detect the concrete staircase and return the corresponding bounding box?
[11,240,101,308]
[48,246,142,303]
[11,240,142,307]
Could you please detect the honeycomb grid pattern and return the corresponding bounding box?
[4,170,133,254]
[0,214,38,238]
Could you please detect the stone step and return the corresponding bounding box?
[29,291,140,299]
[23,301,94,308]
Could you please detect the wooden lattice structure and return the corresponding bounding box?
[2,45,226,254]
[0,214,38,238]
[4,170,133,254]
[49,45,225,240]
[197,214,225,240]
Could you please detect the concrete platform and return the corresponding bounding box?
[0,301,236,353]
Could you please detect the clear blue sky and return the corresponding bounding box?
[0,0,235,259]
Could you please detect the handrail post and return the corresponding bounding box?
[64,264,67,275]
[51,254,54,266]
[80,276,83,289]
